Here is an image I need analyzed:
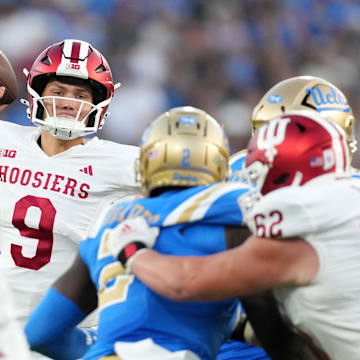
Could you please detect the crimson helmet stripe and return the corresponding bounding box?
[325,119,349,172]
[316,115,347,173]
[56,40,89,79]
[62,39,88,61]
[70,42,81,63]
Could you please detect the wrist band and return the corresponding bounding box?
[118,241,147,267]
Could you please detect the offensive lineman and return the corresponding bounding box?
[229,75,357,180]
[0,39,139,358]
[110,111,360,359]
[226,75,359,358]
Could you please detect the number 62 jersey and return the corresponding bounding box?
[0,121,140,327]
[245,176,360,359]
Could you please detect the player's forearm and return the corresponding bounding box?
[130,249,200,301]
[121,223,310,302]
[109,218,273,301]
[130,248,259,302]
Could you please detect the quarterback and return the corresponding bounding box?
[0,50,31,360]
[0,39,139,358]
[113,111,360,359]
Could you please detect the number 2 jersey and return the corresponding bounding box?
[246,176,360,360]
[80,182,255,360]
[0,120,140,327]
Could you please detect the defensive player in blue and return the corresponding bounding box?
[25,106,269,360]
[229,75,358,181]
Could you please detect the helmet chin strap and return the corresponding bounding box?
[44,116,86,140]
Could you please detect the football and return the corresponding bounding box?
[0,50,18,104]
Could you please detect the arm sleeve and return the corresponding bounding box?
[25,288,96,360]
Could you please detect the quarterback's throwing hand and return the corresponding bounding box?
[107,217,160,272]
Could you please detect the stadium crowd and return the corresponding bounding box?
[1,1,360,359]
[1,0,360,163]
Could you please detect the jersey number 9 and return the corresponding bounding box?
[11,195,56,270]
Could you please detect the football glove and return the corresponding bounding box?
[107,217,159,272]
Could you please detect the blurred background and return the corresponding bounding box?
[1,0,360,165]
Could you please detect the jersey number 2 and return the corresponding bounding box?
[11,195,56,270]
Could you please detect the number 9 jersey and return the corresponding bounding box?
[245,176,360,359]
[0,120,140,329]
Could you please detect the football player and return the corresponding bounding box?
[229,75,357,181]
[0,39,139,359]
[116,111,360,359]
[227,76,359,358]
[24,106,269,359]
[0,52,31,360]
[227,75,355,359]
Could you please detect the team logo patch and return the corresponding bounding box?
[179,116,197,125]
[79,165,93,175]
[173,172,197,182]
[306,86,350,113]
[268,94,283,104]
[65,63,81,70]
[0,148,16,158]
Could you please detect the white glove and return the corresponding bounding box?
[107,217,160,271]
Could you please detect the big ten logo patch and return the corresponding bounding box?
[0,149,16,158]
[66,63,80,70]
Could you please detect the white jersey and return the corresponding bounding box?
[0,271,31,360]
[0,121,140,330]
[247,176,360,360]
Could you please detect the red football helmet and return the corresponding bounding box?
[22,39,119,140]
[245,110,350,195]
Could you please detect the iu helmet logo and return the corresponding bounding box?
[257,117,290,162]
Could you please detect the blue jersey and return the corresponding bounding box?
[98,182,250,228]
[229,150,247,182]
[81,182,252,360]
[217,341,269,360]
